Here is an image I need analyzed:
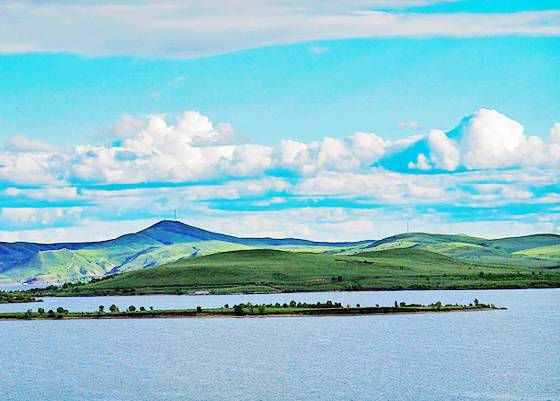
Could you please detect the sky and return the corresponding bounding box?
[0,0,559,242]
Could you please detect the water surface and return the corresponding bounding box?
[1,289,558,401]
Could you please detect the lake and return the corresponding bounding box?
[1,289,558,401]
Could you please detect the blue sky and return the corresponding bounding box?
[0,0,559,242]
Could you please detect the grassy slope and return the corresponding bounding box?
[365,233,560,267]
[5,228,559,288]
[58,247,560,296]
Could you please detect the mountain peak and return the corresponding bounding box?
[148,220,192,230]
[138,220,227,245]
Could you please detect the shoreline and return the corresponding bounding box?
[24,283,560,299]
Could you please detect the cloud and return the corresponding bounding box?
[309,45,330,55]
[426,129,460,170]
[396,120,421,130]
[1,108,558,189]
[5,187,79,201]
[4,134,57,153]
[72,111,257,183]
[405,109,556,171]
[550,122,560,163]
[1,107,559,241]
[454,109,546,169]
[0,207,83,226]
[0,2,558,57]
[408,153,431,170]
[0,150,67,185]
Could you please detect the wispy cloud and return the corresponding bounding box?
[0,1,559,58]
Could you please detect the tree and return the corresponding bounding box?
[37,308,45,315]
[473,298,479,306]
[224,304,230,309]
[25,309,33,319]
[98,305,105,313]
[47,310,55,318]
[56,307,67,314]
[128,305,136,312]
[196,306,202,313]
[234,304,245,315]
[139,306,146,311]
[109,304,119,313]
[394,301,398,308]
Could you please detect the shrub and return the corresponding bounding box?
[234,304,245,315]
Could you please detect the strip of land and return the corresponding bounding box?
[0,302,504,321]
[0,292,40,304]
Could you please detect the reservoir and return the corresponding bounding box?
[1,288,558,401]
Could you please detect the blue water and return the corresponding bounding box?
[1,289,558,401]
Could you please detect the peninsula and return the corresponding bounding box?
[0,300,503,321]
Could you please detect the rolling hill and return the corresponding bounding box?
[57,246,560,296]
[1,221,559,291]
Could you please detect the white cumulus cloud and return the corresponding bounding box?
[407,109,556,171]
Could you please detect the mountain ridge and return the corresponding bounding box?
[0,220,558,285]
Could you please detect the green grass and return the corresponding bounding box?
[48,247,560,296]
[513,244,560,258]
[4,225,559,288]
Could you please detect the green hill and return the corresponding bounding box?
[56,247,560,296]
[3,222,559,289]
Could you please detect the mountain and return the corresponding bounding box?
[1,221,558,286]
[0,220,371,284]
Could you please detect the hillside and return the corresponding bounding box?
[56,246,560,296]
[2,221,559,288]
[0,221,369,284]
